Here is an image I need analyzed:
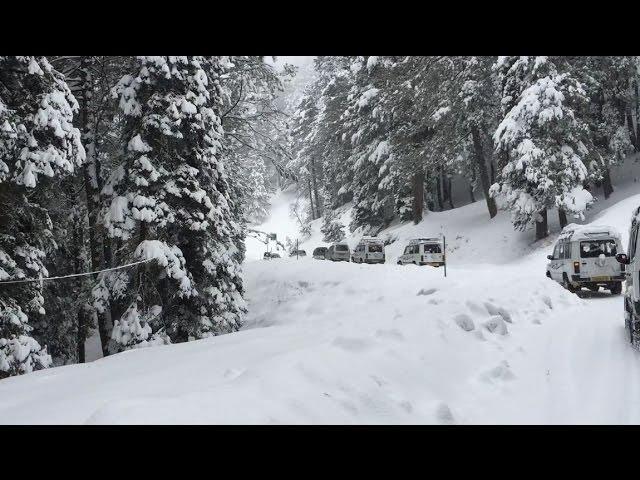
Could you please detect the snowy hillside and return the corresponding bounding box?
[2,170,640,423]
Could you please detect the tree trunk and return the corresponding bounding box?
[77,309,85,363]
[446,176,454,209]
[558,208,568,229]
[435,174,443,211]
[79,56,111,358]
[536,209,548,241]
[72,219,86,363]
[602,166,614,199]
[307,180,315,220]
[469,184,476,203]
[627,77,639,151]
[412,170,425,224]
[470,124,498,218]
[309,157,322,218]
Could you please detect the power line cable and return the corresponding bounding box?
[0,258,154,286]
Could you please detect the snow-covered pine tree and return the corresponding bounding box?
[320,207,346,242]
[0,56,85,377]
[490,56,594,239]
[341,56,397,234]
[50,56,133,357]
[430,56,500,218]
[573,56,639,199]
[104,56,245,350]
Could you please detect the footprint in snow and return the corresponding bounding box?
[454,313,475,332]
[400,401,413,414]
[480,361,516,383]
[435,403,456,425]
[484,302,513,323]
[482,315,509,335]
[417,288,437,296]
[465,300,486,316]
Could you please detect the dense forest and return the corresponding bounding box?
[288,57,640,241]
[0,56,291,377]
[1,56,639,379]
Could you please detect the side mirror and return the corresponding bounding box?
[616,253,630,265]
[547,255,554,260]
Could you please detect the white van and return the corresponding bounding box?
[546,224,625,294]
[397,238,445,267]
[351,237,385,264]
[615,206,640,347]
[326,242,351,262]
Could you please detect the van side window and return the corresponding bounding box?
[564,243,571,259]
[552,244,560,259]
[630,225,639,260]
[558,243,564,259]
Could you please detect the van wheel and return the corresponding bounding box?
[610,282,622,295]
[397,261,402,265]
[546,271,551,279]
[563,274,578,293]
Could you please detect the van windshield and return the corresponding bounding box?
[335,245,349,252]
[423,244,441,254]
[580,240,617,258]
[367,244,383,253]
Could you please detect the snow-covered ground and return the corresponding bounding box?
[2,164,640,424]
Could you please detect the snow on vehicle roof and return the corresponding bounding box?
[359,236,384,243]
[558,223,621,242]
[408,237,442,245]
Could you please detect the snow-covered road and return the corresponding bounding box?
[0,254,635,424]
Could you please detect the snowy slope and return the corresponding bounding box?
[1,167,640,424]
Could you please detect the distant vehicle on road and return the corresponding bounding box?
[263,252,281,260]
[352,237,385,264]
[289,249,307,257]
[326,242,350,262]
[547,224,624,295]
[313,247,328,259]
[397,238,444,267]
[616,207,640,347]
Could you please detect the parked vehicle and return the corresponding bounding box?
[270,253,281,259]
[313,247,328,259]
[546,224,624,294]
[289,249,307,257]
[352,236,386,264]
[326,242,351,262]
[397,238,444,266]
[616,207,640,347]
[263,251,281,260]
